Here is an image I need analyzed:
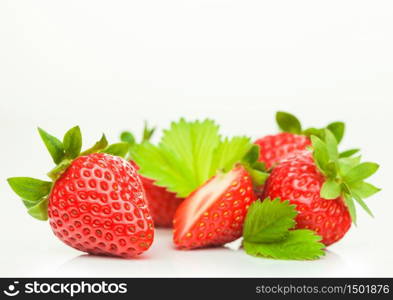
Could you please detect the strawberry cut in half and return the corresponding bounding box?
[173,165,257,249]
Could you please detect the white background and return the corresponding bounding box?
[0,0,392,277]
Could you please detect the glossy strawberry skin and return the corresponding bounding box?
[262,150,351,246]
[173,165,256,249]
[140,176,184,227]
[48,153,154,258]
[254,132,311,169]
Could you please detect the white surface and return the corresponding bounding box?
[0,0,392,277]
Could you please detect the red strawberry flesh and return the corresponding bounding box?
[173,165,256,249]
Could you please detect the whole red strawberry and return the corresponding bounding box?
[173,165,257,249]
[8,126,154,258]
[262,130,380,246]
[254,112,349,169]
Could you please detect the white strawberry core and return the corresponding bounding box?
[178,168,241,238]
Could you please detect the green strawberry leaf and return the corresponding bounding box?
[7,177,52,202]
[327,122,345,144]
[38,128,65,164]
[243,199,297,243]
[103,142,129,157]
[131,119,261,198]
[210,137,253,174]
[343,162,380,183]
[320,179,341,199]
[339,148,360,158]
[244,230,325,260]
[27,197,49,221]
[276,111,302,134]
[63,126,82,159]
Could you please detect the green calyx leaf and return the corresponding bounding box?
[339,148,360,158]
[242,198,325,260]
[320,179,341,199]
[38,128,65,164]
[80,134,108,156]
[343,162,380,183]
[276,111,302,134]
[28,197,49,220]
[310,129,380,225]
[63,126,82,158]
[7,177,52,202]
[131,118,263,198]
[142,121,156,142]
[240,144,269,186]
[349,181,381,199]
[7,177,52,221]
[102,142,129,157]
[327,122,345,144]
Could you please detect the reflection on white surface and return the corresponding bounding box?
[54,229,345,277]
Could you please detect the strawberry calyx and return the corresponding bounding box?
[310,129,381,224]
[7,126,129,221]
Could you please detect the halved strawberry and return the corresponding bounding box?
[173,165,256,249]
